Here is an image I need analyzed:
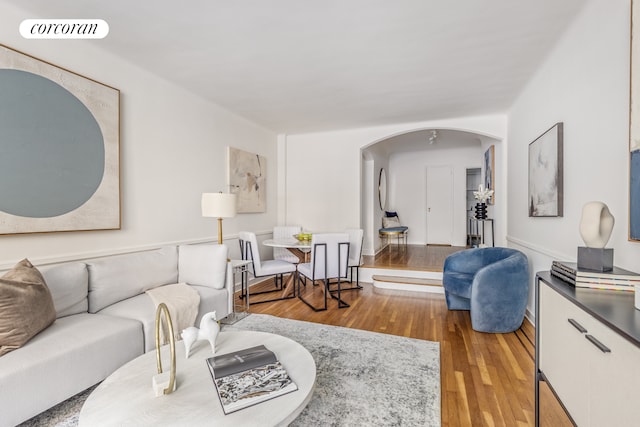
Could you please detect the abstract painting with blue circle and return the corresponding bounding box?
[0,45,119,234]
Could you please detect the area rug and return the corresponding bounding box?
[19,314,440,426]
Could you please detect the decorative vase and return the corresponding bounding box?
[475,203,487,220]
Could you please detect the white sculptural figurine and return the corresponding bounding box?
[579,201,615,248]
[181,311,219,359]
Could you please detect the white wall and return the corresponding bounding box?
[507,0,635,317]
[363,147,389,254]
[389,144,482,246]
[0,2,277,268]
[282,114,507,254]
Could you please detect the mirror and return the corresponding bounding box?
[378,168,387,210]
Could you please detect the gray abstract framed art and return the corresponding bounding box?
[528,123,563,218]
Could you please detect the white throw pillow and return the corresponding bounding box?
[178,244,228,289]
[382,216,401,228]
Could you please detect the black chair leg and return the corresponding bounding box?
[329,278,351,308]
[246,273,296,305]
[297,274,327,312]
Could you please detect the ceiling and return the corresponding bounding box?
[10,0,588,134]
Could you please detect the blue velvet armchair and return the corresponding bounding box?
[443,247,529,333]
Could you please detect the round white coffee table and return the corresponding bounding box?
[79,331,316,427]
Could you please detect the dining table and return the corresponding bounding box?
[262,237,312,298]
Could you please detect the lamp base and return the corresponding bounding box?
[217,217,224,245]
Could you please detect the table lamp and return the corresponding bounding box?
[202,192,237,244]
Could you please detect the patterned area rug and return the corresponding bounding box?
[19,314,440,426]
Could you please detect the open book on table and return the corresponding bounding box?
[206,344,298,414]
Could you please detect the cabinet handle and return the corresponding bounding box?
[585,334,611,353]
[568,318,587,333]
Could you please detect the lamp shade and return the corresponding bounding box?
[201,193,237,218]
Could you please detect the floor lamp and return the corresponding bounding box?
[201,192,237,244]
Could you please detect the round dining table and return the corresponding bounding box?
[262,238,312,263]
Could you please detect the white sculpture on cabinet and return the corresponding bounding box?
[182,311,219,359]
[579,201,615,248]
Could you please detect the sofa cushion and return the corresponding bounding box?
[0,259,56,357]
[98,293,157,353]
[0,313,142,427]
[86,246,179,313]
[100,284,229,353]
[39,262,88,318]
[178,244,228,289]
[191,285,231,326]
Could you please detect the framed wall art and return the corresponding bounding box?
[630,0,640,240]
[227,147,266,213]
[528,122,563,217]
[484,145,495,205]
[0,44,120,234]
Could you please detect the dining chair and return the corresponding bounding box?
[238,231,297,304]
[343,228,364,289]
[272,225,302,264]
[297,233,350,311]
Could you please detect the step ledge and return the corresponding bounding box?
[372,275,444,294]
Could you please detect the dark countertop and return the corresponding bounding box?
[537,271,640,348]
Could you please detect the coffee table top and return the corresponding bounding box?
[79,331,316,427]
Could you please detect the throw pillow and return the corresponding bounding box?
[382,216,401,228]
[0,259,56,356]
[178,244,228,289]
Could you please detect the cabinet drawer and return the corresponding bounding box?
[539,282,640,426]
[539,284,590,426]
[585,309,640,426]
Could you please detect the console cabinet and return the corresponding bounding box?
[535,272,640,426]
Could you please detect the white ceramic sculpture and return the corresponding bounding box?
[181,311,219,359]
[579,202,615,248]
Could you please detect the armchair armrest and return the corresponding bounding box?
[443,249,486,275]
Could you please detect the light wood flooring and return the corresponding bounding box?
[239,245,571,426]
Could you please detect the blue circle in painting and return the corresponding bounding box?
[0,69,105,218]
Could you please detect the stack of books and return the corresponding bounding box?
[551,261,640,291]
[206,344,298,414]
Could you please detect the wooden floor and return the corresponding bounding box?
[240,245,571,426]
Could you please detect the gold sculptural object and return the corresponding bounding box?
[154,303,176,395]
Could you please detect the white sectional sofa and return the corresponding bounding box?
[0,243,232,427]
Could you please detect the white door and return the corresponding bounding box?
[426,165,453,245]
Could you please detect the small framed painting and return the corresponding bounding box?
[528,123,563,217]
[484,145,495,205]
[227,147,266,213]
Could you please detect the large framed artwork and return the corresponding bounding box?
[227,147,266,213]
[0,45,120,234]
[630,0,640,240]
[484,145,495,205]
[528,123,563,217]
